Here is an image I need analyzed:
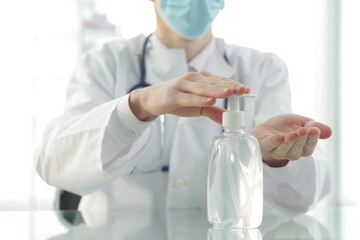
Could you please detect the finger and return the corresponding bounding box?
[198,71,217,77]
[201,106,227,124]
[309,127,321,136]
[173,92,216,107]
[184,72,232,86]
[303,128,320,156]
[296,127,309,137]
[260,134,284,152]
[183,72,250,96]
[287,128,309,160]
[171,106,225,124]
[271,132,297,159]
[200,72,251,95]
[304,121,332,139]
[177,80,235,98]
[195,78,249,96]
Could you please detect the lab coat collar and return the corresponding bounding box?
[187,38,217,72]
[145,34,234,86]
[146,35,188,85]
[189,38,234,79]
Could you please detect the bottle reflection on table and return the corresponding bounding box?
[49,210,330,240]
[259,214,330,240]
[208,227,262,240]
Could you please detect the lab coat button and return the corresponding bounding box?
[174,179,186,189]
[126,130,135,138]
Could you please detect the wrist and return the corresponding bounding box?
[262,158,289,167]
[129,89,157,122]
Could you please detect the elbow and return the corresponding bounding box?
[35,147,55,187]
[35,148,109,196]
[35,149,70,191]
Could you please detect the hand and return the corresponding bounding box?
[129,71,250,123]
[250,114,332,167]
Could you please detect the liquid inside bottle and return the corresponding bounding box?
[207,128,263,229]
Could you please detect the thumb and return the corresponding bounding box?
[305,121,332,139]
[201,106,226,124]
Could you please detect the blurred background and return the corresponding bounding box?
[0,0,358,237]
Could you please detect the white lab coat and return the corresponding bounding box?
[35,34,329,217]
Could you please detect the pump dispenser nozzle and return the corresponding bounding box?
[222,94,256,129]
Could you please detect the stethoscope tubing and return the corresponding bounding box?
[127,33,232,173]
[127,33,153,93]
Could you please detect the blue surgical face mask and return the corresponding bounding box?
[159,0,225,40]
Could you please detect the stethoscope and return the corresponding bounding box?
[127,33,232,173]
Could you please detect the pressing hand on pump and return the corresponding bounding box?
[129,71,250,123]
[250,114,332,167]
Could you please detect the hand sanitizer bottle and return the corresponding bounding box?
[207,94,263,229]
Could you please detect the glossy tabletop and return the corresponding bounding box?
[0,206,358,240]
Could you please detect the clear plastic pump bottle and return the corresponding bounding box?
[207,94,263,229]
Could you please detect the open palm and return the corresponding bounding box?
[251,114,332,167]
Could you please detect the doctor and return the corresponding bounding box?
[35,0,332,217]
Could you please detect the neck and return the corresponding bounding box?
[155,13,213,62]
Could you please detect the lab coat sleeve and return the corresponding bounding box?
[255,53,330,217]
[254,53,292,125]
[263,149,330,217]
[35,43,153,195]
